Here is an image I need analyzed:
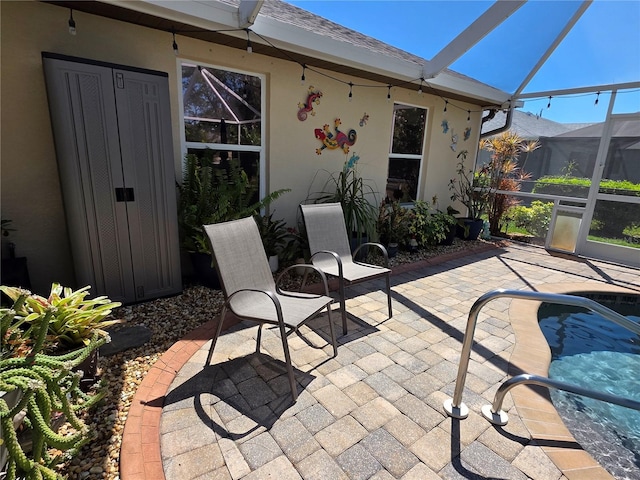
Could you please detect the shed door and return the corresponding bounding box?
[43,54,181,303]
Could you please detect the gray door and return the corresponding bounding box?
[43,54,181,303]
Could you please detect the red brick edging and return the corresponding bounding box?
[119,242,502,479]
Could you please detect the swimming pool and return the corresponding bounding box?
[538,294,640,480]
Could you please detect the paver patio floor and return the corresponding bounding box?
[120,242,640,480]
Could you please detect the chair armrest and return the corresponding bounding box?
[226,288,284,323]
[353,242,389,268]
[310,250,344,278]
[276,264,332,297]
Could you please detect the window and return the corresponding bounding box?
[387,104,428,202]
[181,63,264,193]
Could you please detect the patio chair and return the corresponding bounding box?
[203,216,337,402]
[300,203,392,335]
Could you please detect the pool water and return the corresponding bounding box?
[538,297,640,480]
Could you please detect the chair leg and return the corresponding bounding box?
[326,305,337,357]
[256,323,263,353]
[277,321,298,402]
[386,273,392,319]
[339,277,347,335]
[206,306,228,366]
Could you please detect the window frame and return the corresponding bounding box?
[177,60,266,196]
[387,102,429,202]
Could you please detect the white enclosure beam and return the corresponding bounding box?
[514,0,592,97]
[238,0,264,27]
[423,0,526,79]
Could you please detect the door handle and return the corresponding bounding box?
[115,188,135,202]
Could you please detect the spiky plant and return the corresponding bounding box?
[479,132,537,235]
[1,288,110,480]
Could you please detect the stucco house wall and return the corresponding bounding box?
[1,1,480,295]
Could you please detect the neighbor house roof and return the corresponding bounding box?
[481,109,592,139]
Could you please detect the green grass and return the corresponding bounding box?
[587,235,640,249]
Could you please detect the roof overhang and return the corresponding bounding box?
[46,0,513,107]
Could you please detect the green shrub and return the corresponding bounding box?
[623,224,640,244]
[508,201,553,238]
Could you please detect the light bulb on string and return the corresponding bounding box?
[172,31,179,55]
[348,82,353,102]
[443,99,448,113]
[300,64,306,85]
[418,77,424,96]
[547,96,552,109]
[387,85,391,103]
[245,29,252,53]
[467,110,471,122]
[595,91,600,106]
[68,9,76,35]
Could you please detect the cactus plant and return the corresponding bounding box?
[0,287,113,479]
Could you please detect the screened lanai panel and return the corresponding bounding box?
[182,64,261,145]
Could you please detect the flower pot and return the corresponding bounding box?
[268,255,279,273]
[456,218,483,241]
[190,252,221,289]
[439,223,457,246]
[351,233,369,261]
[294,258,307,276]
[387,242,399,258]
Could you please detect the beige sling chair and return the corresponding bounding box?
[203,216,337,402]
[300,203,392,336]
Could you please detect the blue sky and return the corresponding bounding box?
[287,0,640,123]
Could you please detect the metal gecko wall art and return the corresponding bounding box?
[297,86,323,121]
[314,118,357,155]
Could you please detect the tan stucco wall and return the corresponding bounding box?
[0,1,480,295]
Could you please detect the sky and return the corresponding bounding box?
[287,0,640,124]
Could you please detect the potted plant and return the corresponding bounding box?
[0,286,111,478]
[448,150,491,240]
[177,152,289,287]
[376,200,410,257]
[2,283,121,384]
[310,153,378,254]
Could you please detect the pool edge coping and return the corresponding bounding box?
[509,282,638,480]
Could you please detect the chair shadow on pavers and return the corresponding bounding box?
[161,353,315,444]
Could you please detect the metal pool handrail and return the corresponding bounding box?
[443,289,640,421]
[480,373,640,426]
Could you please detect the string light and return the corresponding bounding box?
[68,9,76,35]
[245,29,252,53]
[547,96,552,109]
[172,30,179,55]
[164,26,490,118]
[595,91,600,106]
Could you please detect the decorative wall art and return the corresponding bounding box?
[464,126,472,141]
[441,119,449,134]
[297,86,323,121]
[359,113,369,126]
[314,118,357,155]
[450,131,458,151]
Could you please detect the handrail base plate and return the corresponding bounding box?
[444,398,469,419]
